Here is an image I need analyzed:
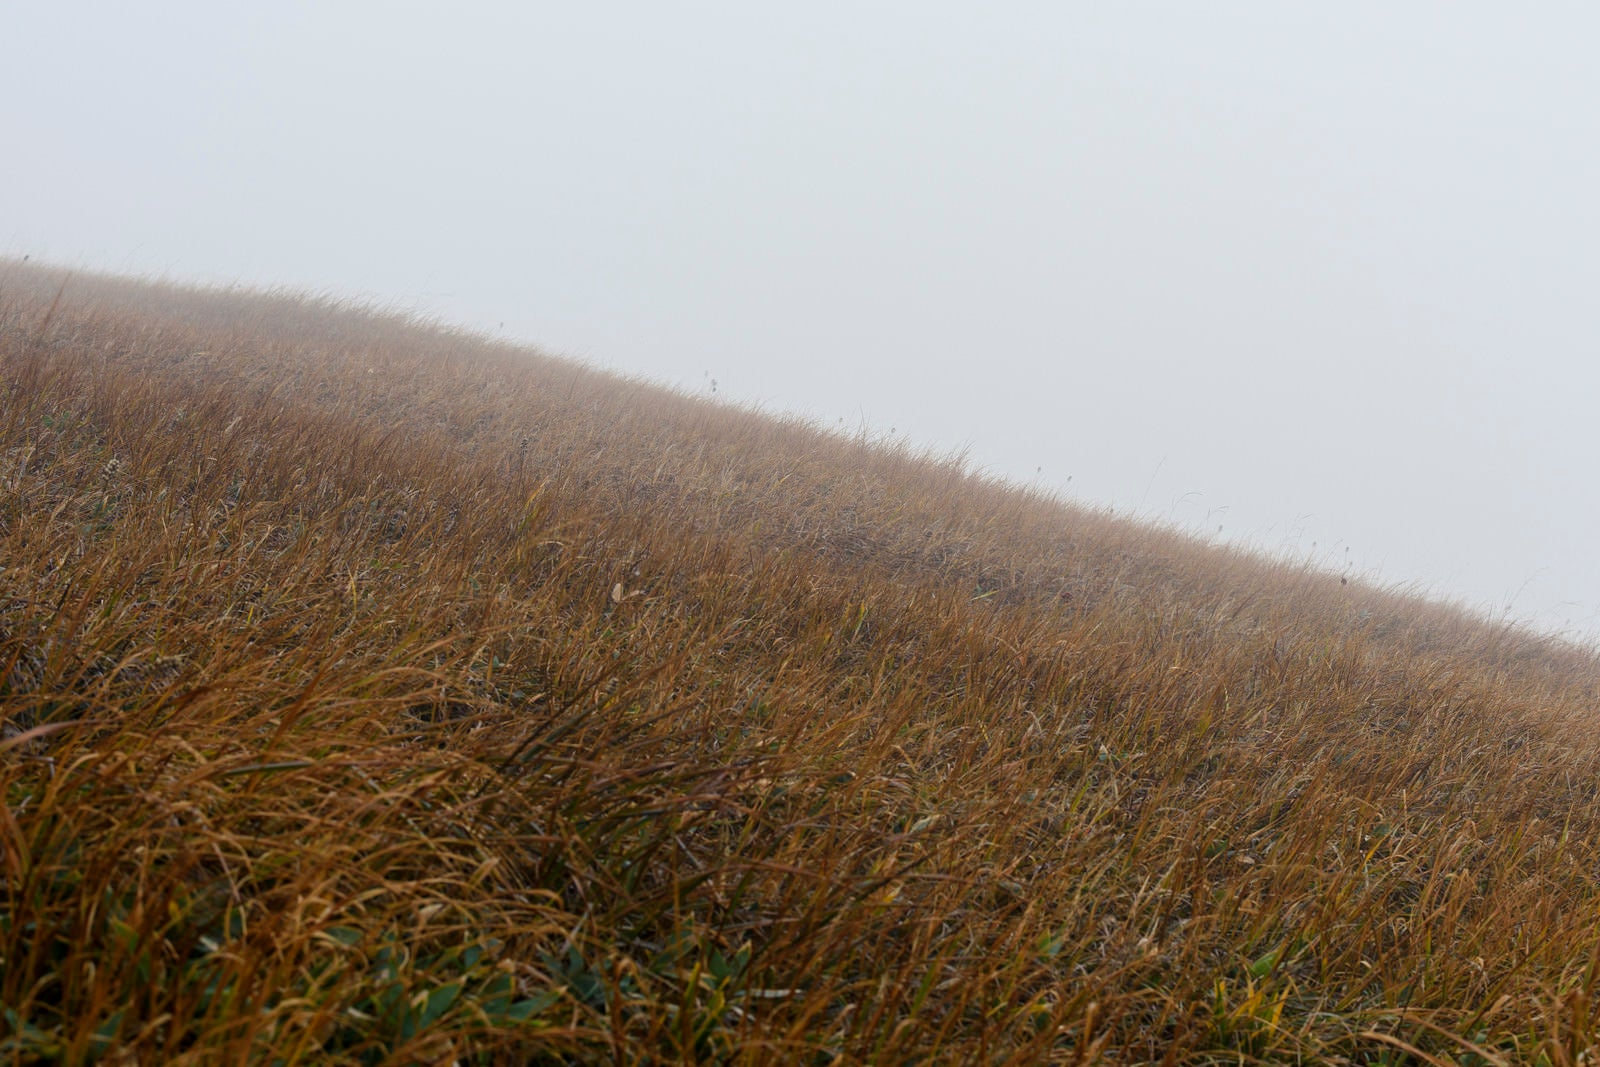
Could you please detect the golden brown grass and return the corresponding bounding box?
[4,258,1600,1064]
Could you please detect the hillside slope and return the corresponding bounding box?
[3,260,1600,1064]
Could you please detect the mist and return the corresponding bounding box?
[6,3,1597,637]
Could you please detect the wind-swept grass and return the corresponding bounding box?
[4,259,1600,1063]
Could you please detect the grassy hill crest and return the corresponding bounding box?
[3,260,1599,1064]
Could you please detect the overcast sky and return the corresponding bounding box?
[6,3,1599,638]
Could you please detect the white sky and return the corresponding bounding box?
[5,3,1599,637]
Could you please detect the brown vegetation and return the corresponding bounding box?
[4,258,1600,1063]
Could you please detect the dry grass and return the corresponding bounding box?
[4,258,1600,1064]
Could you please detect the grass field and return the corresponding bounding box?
[4,259,1600,1064]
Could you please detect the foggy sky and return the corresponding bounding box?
[6,3,1599,638]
